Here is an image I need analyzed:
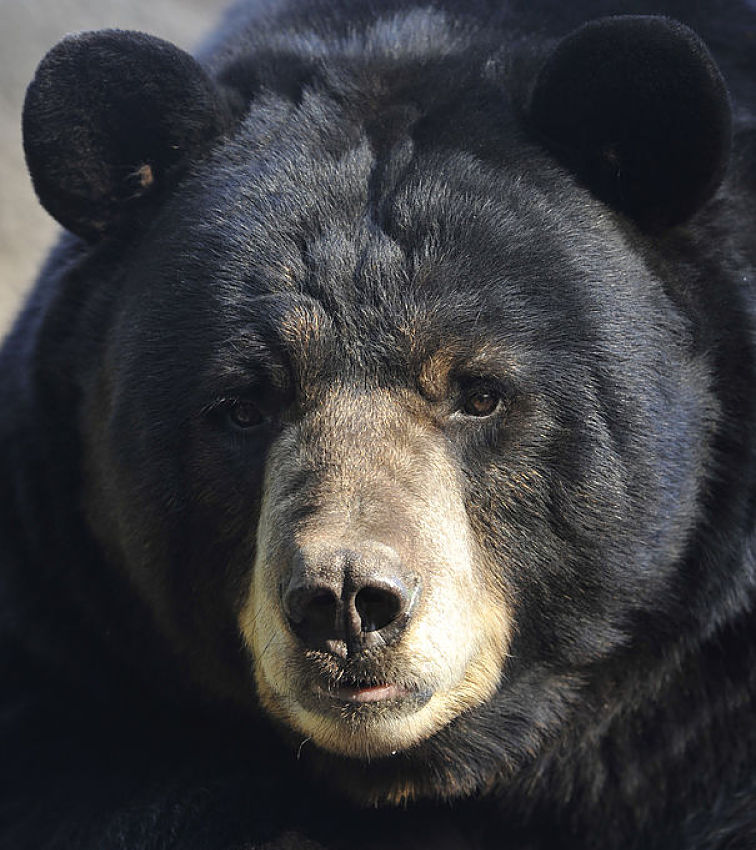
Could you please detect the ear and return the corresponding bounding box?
[528,16,732,230]
[23,30,233,241]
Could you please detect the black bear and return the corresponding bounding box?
[2,0,755,847]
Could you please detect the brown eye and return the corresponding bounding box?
[227,400,264,429]
[461,387,501,418]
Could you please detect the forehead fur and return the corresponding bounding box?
[139,131,632,380]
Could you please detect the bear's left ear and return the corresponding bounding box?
[528,16,731,230]
[23,30,233,241]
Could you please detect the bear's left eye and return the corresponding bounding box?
[459,386,503,418]
[227,400,264,430]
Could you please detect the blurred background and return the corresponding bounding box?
[0,0,229,337]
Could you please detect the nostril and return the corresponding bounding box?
[284,585,339,636]
[354,584,405,633]
[303,590,339,632]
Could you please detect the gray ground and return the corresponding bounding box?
[0,0,229,338]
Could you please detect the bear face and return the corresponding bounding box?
[71,42,718,804]
[12,0,756,829]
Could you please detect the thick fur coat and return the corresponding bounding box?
[1,1,755,848]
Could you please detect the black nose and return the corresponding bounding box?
[282,545,419,653]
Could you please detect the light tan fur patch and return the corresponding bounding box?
[134,163,154,189]
[239,388,512,759]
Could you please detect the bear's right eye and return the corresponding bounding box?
[461,387,501,418]
[226,400,264,430]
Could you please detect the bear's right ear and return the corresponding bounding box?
[23,30,233,242]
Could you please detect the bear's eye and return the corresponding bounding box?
[227,400,264,430]
[460,386,502,418]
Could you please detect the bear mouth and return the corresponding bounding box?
[330,682,408,704]
[308,675,433,714]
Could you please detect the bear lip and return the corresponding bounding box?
[331,682,407,704]
[309,678,434,712]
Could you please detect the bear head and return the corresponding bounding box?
[21,11,742,804]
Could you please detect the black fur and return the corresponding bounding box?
[2,0,756,847]
[529,15,732,228]
[23,31,234,240]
